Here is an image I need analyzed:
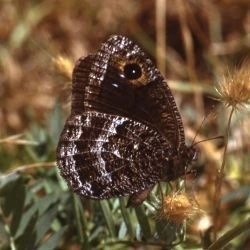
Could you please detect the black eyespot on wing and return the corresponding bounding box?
[123,63,142,80]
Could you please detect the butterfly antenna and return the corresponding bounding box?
[192,135,224,146]
[191,116,207,146]
[191,110,222,146]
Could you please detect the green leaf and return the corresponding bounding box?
[37,226,67,250]
[155,219,178,245]
[35,206,58,245]
[99,200,116,238]
[24,124,49,161]
[118,222,127,239]
[15,203,38,239]
[10,177,26,236]
[134,206,152,239]
[73,194,90,249]
[16,212,38,250]
[0,173,22,216]
[48,100,64,146]
[15,193,59,239]
[0,173,20,194]
[36,193,61,215]
[0,220,9,249]
[0,173,26,237]
[119,198,134,239]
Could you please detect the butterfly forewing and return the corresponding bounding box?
[73,36,185,147]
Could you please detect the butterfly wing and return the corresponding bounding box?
[72,35,185,149]
[57,111,172,198]
[57,35,196,202]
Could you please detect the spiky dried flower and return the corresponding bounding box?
[158,193,200,224]
[216,63,250,109]
[52,56,74,81]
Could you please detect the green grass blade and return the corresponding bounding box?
[135,206,152,239]
[119,198,134,239]
[99,200,116,238]
[73,194,90,249]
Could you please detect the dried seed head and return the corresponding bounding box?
[158,193,200,224]
[52,56,74,81]
[216,63,250,109]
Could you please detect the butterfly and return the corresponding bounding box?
[56,35,197,207]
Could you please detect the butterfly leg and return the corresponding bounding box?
[126,187,152,207]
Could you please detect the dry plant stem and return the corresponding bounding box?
[213,106,235,239]
[176,0,205,120]
[207,217,250,250]
[155,0,167,74]
[0,133,38,145]
[8,161,56,175]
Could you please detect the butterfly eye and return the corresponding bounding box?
[123,63,142,80]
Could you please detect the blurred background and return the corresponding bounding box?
[0,0,250,249]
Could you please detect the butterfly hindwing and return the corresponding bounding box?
[57,111,172,198]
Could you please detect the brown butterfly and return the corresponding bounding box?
[56,35,197,207]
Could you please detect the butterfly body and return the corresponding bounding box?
[57,35,196,206]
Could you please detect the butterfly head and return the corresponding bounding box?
[165,144,198,181]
